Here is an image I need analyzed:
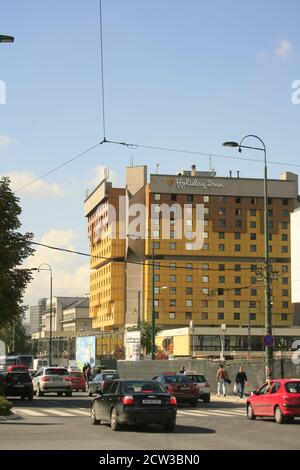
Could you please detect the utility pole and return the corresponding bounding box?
[151,241,155,360]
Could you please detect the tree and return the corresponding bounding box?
[0,177,34,328]
[128,321,160,355]
[0,320,32,354]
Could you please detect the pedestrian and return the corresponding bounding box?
[84,363,91,384]
[179,366,186,374]
[235,366,248,399]
[216,364,230,396]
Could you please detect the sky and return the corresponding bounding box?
[1,0,300,312]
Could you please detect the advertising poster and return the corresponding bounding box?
[76,336,96,370]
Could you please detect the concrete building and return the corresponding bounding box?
[41,297,89,334]
[29,298,46,335]
[61,297,92,332]
[85,165,299,336]
[291,208,300,325]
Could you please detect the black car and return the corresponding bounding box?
[4,372,33,400]
[90,379,177,431]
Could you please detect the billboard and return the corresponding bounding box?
[125,331,141,361]
[76,336,96,370]
[291,209,300,303]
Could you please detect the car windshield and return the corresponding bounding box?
[45,368,68,376]
[6,373,31,384]
[163,375,192,384]
[285,382,300,394]
[123,381,166,393]
[102,373,119,381]
[186,375,206,383]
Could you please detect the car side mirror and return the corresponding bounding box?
[251,390,258,396]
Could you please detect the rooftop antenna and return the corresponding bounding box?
[104,167,109,181]
[209,155,215,175]
[130,156,134,167]
[156,163,159,174]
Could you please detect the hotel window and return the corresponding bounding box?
[218,312,225,320]
[186,219,192,226]
[202,300,208,307]
[186,207,192,216]
[267,198,272,205]
[282,198,289,205]
[187,195,194,202]
[268,209,273,217]
[250,313,256,321]
[281,313,288,321]
[234,312,240,320]
[250,221,257,228]
[153,218,159,225]
[154,194,161,201]
[171,194,177,201]
[170,299,176,307]
[268,221,273,229]
[154,300,159,307]
[251,197,257,204]
[203,195,210,203]
[235,232,241,240]
[154,275,160,282]
[219,276,225,283]
[204,219,208,226]
[282,210,289,217]
[250,233,256,240]
[185,312,192,319]
[235,276,241,284]
[204,207,209,215]
[170,231,175,238]
[219,232,225,239]
[218,219,226,227]
[154,287,160,294]
[186,300,193,307]
[219,244,225,252]
[169,312,176,319]
[250,245,257,252]
[203,243,209,250]
[153,230,160,238]
[201,312,208,320]
[282,277,289,285]
[282,265,288,273]
[204,232,209,239]
[153,242,160,249]
[185,243,193,251]
[251,265,257,272]
[186,287,193,295]
[235,244,241,252]
[235,288,241,296]
[170,287,177,295]
[281,222,288,229]
[218,300,224,308]
[235,220,242,228]
[235,208,242,216]
[186,263,193,270]
[218,208,226,215]
[202,276,209,283]
[268,233,273,241]
[186,275,193,282]
[250,209,256,216]
[219,196,226,203]
[235,197,241,204]
[249,301,256,308]
[282,301,289,308]
[202,288,209,295]
[251,277,256,284]
[235,264,241,271]
[170,275,176,282]
[218,288,224,295]
[251,289,257,296]
[219,264,225,271]
[154,263,160,270]
[170,263,176,270]
[170,242,177,250]
[234,301,240,308]
[282,234,288,241]
[154,312,159,319]
[282,246,288,253]
[202,263,209,271]
[154,205,160,213]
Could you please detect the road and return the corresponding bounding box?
[1,393,299,450]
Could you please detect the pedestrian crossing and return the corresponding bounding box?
[16,406,246,419]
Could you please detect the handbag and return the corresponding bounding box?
[233,383,238,394]
[225,378,231,384]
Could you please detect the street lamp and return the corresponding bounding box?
[152,240,156,360]
[223,135,273,379]
[31,264,53,366]
[0,35,14,43]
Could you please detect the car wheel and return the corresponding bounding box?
[90,404,101,425]
[275,406,284,424]
[203,396,210,403]
[247,404,256,420]
[190,400,198,407]
[164,420,176,432]
[110,407,121,431]
[88,389,92,397]
[65,391,72,397]
[36,385,44,397]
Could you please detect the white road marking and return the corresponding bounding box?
[43,409,76,417]
[16,408,48,417]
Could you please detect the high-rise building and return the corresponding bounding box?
[85,166,299,331]
[29,298,47,335]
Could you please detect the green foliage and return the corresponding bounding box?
[0,320,32,354]
[0,396,12,415]
[128,321,160,355]
[0,177,34,327]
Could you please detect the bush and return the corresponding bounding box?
[0,396,12,415]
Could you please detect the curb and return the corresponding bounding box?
[0,412,22,422]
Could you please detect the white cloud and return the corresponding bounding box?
[23,229,89,307]
[276,38,292,59]
[0,135,13,146]
[5,171,63,196]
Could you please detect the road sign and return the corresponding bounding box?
[263,335,274,347]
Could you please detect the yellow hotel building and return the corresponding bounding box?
[84,165,299,333]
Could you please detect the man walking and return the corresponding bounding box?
[216,364,229,396]
[235,366,248,399]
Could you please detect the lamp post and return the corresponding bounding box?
[151,240,156,360]
[223,135,273,379]
[0,35,14,43]
[31,264,53,366]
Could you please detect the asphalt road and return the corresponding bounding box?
[1,393,300,450]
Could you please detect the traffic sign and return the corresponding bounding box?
[263,335,274,347]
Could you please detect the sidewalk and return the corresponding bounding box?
[211,393,247,404]
[0,412,21,422]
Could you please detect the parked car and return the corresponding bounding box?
[31,367,72,397]
[88,372,120,396]
[3,372,33,400]
[184,371,211,403]
[69,371,86,392]
[90,379,177,431]
[152,373,199,406]
[246,379,300,424]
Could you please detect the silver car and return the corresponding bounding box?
[88,372,120,396]
[32,367,72,397]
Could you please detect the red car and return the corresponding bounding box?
[152,374,199,406]
[69,371,86,392]
[246,379,300,424]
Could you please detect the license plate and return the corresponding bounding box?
[52,377,61,381]
[15,384,24,388]
[142,399,161,404]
